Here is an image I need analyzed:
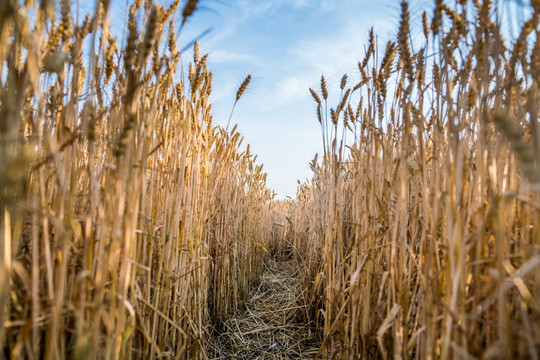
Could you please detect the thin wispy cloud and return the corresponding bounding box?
[270,75,311,106]
[209,49,258,63]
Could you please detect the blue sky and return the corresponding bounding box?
[88,0,469,198]
[32,0,538,198]
[179,0,418,198]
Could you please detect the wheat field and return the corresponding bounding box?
[0,0,539,359]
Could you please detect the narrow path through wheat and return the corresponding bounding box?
[210,259,321,359]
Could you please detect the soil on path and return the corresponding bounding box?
[209,259,322,359]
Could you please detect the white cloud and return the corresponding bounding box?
[209,49,258,63]
[257,75,311,108]
[276,76,310,102]
[254,22,375,111]
[236,1,274,17]
[236,0,310,15]
[292,19,397,75]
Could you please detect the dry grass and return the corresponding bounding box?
[2,0,540,359]
[290,1,540,359]
[209,259,322,359]
[0,1,275,359]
